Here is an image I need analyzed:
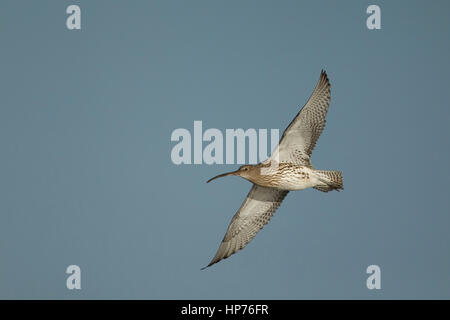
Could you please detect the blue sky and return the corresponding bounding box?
[0,0,449,299]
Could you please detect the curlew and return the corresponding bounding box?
[203,70,343,269]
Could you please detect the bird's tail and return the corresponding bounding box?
[313,170,344,192]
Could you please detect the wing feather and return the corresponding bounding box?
[268,70,331,166]
[203,185,288,269]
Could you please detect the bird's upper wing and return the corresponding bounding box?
[267,70,331,166]
[203,185,288,269]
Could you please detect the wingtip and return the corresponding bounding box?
[201,257,219,270]
[319,69,330,88]
[200,263,213,270]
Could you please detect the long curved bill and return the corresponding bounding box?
[207,170,239,183]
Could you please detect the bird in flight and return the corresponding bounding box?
[203,70,343,269]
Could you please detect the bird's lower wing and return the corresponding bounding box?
[203,185,289,269]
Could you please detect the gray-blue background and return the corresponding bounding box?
[1,0,449,299]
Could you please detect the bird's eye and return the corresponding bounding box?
[243,167,248,171]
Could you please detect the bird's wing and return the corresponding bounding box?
[203,185,288,269]
[268,70,331,166]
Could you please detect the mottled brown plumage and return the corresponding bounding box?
[203,70,343,269]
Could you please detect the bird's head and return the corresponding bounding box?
[207,165,257,183]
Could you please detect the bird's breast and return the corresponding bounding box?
[252,165,317,191]
[276,172,315,190]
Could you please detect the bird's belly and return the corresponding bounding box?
[276,174,317,191]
